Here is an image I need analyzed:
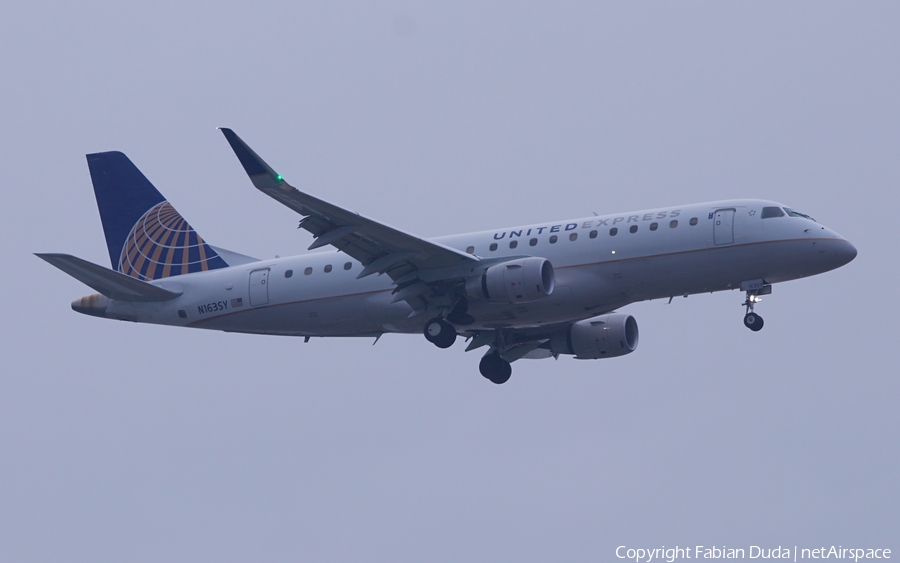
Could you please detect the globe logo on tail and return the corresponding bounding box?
[118,201,226,280]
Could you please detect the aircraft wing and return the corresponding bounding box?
[219,128,478,287]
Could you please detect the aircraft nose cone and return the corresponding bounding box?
[834,239,857,266]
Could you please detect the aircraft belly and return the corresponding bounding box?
[190,292,391,336]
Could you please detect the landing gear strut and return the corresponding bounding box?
[424,317,457,348]
[479,352,511,384]
[742,287,770,332]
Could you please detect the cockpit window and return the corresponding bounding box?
[784,207,816,222]
[761,206,785,218]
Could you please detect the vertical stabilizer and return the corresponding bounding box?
[86,151,228,280]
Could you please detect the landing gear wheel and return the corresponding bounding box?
[743,312,764,332]
[423,317,457,348]
[479,353,512,384]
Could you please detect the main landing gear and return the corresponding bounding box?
[741,285,771,332]
[423,317,457,348]
[479,352,512,385]
[422,313,513,385]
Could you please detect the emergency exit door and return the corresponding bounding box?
[249,268,270,306]
[714,209,735,245]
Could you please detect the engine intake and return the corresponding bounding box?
[465,257,555,304]
[550,313,639,359]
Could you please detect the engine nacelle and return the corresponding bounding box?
[465,257,555,304]
[550,313,639,359]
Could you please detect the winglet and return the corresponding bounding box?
[218,128,285,188]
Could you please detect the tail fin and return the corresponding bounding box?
[86,151,229,281]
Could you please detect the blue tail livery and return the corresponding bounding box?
[86,151,229,280]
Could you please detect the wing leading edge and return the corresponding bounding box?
[218,128,478,286]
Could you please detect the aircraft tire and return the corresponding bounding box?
[743,313,764,332]
[479,353,512,384]
[491,366,512,384]
[424,318,457,348]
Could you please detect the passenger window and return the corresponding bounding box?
[690,217,698,226]
[629,225,638,234]
[509,240,518,249]
[650,222,658,231]
[670,220,678,228]
[762,206,785,218]
[344,262,352,270]
[589,230,598,239]
[529,238,538,246]
[610,228,618,236]
[549,235,558,244]
[284,269,293,278]
[324,264,332,273]
[569,233,577,241]
[489,243,498,251]
[304,267,313,276]
[466,246,475,254]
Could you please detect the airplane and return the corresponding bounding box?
[37,128,857,384]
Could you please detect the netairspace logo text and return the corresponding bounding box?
[616,546,891,563]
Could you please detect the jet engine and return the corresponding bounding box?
[549,313,639,359]
[465,257,555,304]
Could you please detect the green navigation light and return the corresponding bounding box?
[276,174,283,182]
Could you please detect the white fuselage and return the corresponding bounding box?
[97,199,856,337]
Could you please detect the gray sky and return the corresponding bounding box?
[2,1,897,561]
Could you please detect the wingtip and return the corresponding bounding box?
[219,128,240,145]
[219,128,272,177]
[35,252,77,266]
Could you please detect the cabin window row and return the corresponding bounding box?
[480,217,699,252]
[283,261,354,278]
[282,214,703,271]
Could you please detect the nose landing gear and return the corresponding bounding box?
[741,284,771,332]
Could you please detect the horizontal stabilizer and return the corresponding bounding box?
[36,253,182,302]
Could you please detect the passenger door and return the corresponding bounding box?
[714,209,735,245]
[249,268,270,306]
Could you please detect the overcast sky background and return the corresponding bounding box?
[1,2,898,561]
